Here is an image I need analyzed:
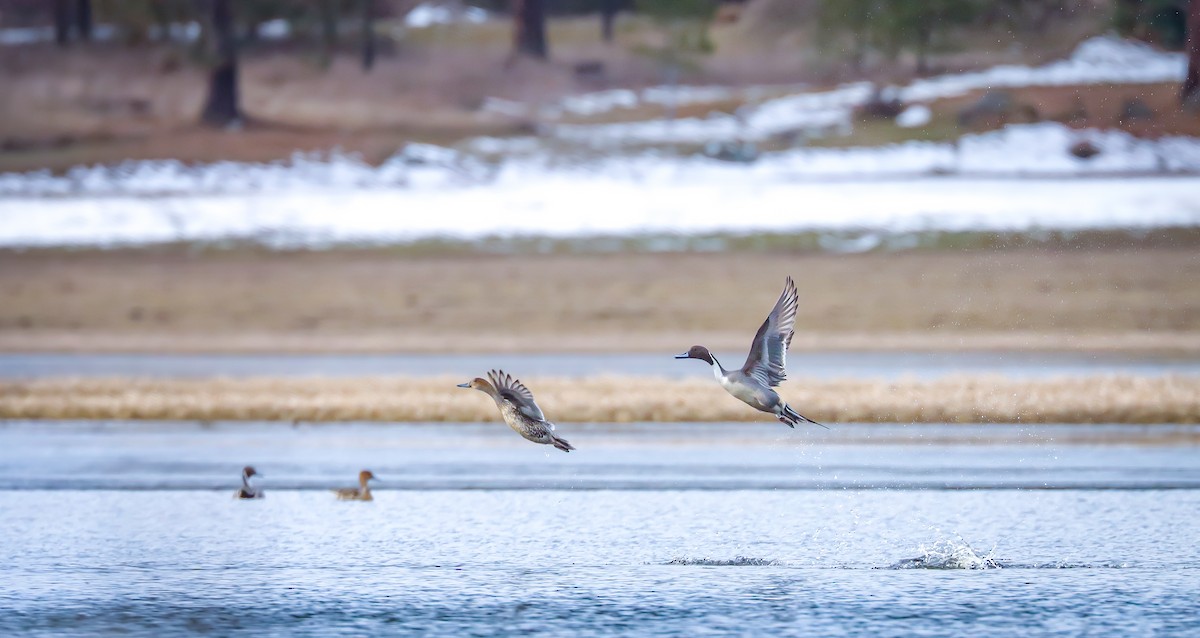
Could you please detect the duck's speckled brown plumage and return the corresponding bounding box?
[458,370,575,452]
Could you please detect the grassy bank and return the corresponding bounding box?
[2,246,1198,354]
[2,375,1197,424]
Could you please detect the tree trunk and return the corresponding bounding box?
[914,22,931,75]
[361,0,376,72]
[201,0,241,127]
[75,0,92,41]
[53,0,71,46]
[245,20,261,43]
[513,0,547,59]
[319,0,338,68]
[1184,0,1200,108]
[151,1,172,42]
[851,31,867,73]
[601,0,618,43]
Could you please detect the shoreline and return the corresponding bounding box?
[4,374,1197,424]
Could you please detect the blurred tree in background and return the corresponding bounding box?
[511,0,547,58]
[1115,0,1188,48]
[983,0,1081,34]
[200,0,239,127]
[52,0,70,44]
[361,0,377,70]
[816,0,981,74]
[1184,0,1199,108]
[75,0,92,40]
[814,0,880,72]
[600,0,626,42]
[3,0,1197,123]
[49,0,91,44]
[633,0,717,74]
[884,0,981,74]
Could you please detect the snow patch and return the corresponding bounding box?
[405,2,489,28]
[895,105,932,128]
[546,36,1186,147]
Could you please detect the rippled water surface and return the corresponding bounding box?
[2,421,1198,636]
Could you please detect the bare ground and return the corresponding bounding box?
[1,247,1198,354]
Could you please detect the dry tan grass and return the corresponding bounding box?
[2,375,1196,424]
[2,248,1198,354]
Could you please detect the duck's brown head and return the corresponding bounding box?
[457,378,495,394]
[359,470,376,483]
[675,345,714,365]
[243,466,258,478]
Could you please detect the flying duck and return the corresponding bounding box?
[676,276,824,428]
[458,370,575,452]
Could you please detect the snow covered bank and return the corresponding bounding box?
[3,123,1198,200]
[0,145,491,198]
[3,121,1199,248]
[764,123,1200,176]
[2,175,1197,248]
[3,123,1200,248]
[548,36,1188,147]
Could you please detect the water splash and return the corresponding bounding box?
[664,556,778,567]
[891,539,1001,570]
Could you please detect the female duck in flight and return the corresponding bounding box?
[458,370,575,452]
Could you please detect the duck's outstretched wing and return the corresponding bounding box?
[741,276,799,388]
[487,369,548,423]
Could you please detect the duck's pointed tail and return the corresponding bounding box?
[780,403,829,430]
[550,433,575,452]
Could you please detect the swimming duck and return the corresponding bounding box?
[334,470,376,501]
[235,465,263,499]
[458,370,575,452]
[676,276,825,429]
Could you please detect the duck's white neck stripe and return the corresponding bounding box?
[708,354,724,380]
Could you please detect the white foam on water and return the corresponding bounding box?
[891,539,1002,570]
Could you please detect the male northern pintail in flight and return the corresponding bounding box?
[676,276,825,429]
[458,370,575,452]
[235,465,264,499]
[334,470,376,501]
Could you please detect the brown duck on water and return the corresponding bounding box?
[334,470,376,501]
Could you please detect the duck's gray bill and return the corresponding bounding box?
[674,353,689,359]
[456,382,471,388]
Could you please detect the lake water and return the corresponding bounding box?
[3,351,1199,380]
[2,421,1198,636]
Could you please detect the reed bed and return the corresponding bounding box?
[2,375,1197,424]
